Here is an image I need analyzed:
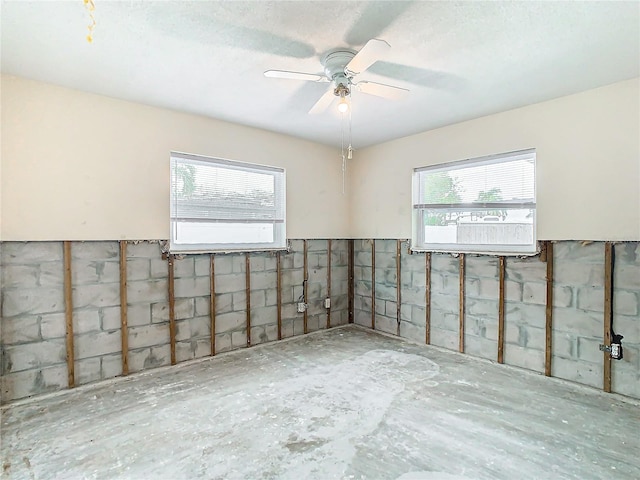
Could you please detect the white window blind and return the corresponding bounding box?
[412,149,536,254]
[170,152,286,253]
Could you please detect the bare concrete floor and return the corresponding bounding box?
[1,326,639,480]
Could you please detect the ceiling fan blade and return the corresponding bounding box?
[309,88,337,115]
[345,39,391,75]
[356,81,409,100]
[264,70,328,82]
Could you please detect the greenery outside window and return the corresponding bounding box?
[412,149,536,255]
[170,152,286,253]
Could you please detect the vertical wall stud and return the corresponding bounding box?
[603,242,613,393]
[371,239,376,330]
[63,241,75,388]
[545,242,554,376]
[425,252,432,345]
[210,255,216,356]
[303,240,309,334]
[348,240,354,324]
[246,253,252,347]
[168,255,176,365]
[459,253,465,353]
[119,241,129,376]
[396,239,402,336]
[497,256,506,364]
[277,251,282,340]
[326,239,332,329]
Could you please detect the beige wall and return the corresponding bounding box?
[349,78,640,241]
[3,75,639,242]
[1,75,347,241]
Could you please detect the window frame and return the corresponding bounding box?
[169,151,286,254]
[411,148,537,255]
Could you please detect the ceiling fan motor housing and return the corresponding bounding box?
[323,49,355,95]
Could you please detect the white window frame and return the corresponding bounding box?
[170,152,286,253]
[411,148,537,255]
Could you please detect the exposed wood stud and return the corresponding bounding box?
[348,240,354,324]
[326,239,332,329]
[459,253,465,353]
[497,256,506,364]
[63,241,75,388]
[425,252,432,345]
[119,241,129,376]
[168,255,176,365]
[210,255,216,356]
[539,241,548,263]
[396,240,402,336]
[545,242,554,377]
[603,242,613,393]
[246,253,252,347]
[277,251,282,339]
[371,239,376,330]
[303,240,308,334]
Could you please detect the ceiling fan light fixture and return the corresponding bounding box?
[337,94,350,114]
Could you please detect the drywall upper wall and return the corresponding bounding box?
[1,75,347,241]
[349,78,640,241]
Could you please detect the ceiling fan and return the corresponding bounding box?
[264,39,409,115]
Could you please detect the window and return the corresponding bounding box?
[170,152,286,253]
[412,149,536,255]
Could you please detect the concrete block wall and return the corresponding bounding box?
[1,239,350,403]
[353,239,373,328]
[353,240,640,399]
[430,253,461,351]
[1,242,68,400]
[504,255,547,372]
[399,245,427,344]
[372,239,399,336]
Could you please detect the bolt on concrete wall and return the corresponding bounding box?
[1,239,350,404]
[352,239,640,399]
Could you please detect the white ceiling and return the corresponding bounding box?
[2,1,639,149]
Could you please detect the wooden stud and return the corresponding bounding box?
[326,239,332,329]
[603,242,613,393]
[459,254,465,353]
[396,239,402,336]
[246,253,252,347]
[303,240,308,334]
[168,255,176,365]
[425,252,431,345]
[277,251,282,340]
[545,241,554,377]
[119,241,129,376]
[348,240,354,324]
[210,255,216,356]
[497,256,506,364]
[371,239,376,330]
[63,241,75,388]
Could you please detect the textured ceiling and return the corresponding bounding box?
[2,1,639,148]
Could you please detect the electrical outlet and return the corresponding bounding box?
[297,302,307,313]
[599,343,624,360]
[324,298,331,309]
[611,343,623,360]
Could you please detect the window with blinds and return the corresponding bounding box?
[170,152,286,252]
[412,149,536,254]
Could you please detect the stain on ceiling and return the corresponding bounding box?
[2,1,639,148]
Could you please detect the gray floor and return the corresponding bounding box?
[1,326,639,480]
